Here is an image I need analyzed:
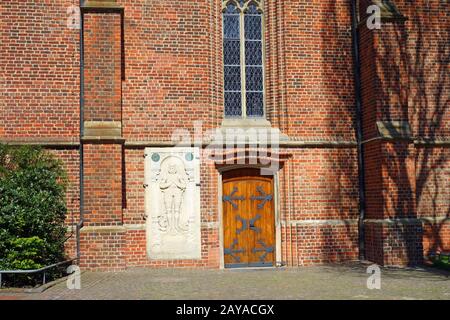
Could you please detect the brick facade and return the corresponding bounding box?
[358,0,449,266]
[1,0,448,270]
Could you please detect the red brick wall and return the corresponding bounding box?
[1,0,448,270]
[280,149,359,222]
[276,1,356,140]
[284,224,359,266]
[280,148,359,265]
[359,24,378,140]
[358,0,449,139]
[84,13,122,122]
[359,11,419,265]
[0,1,80,140]
[364,223,384,265]
[423,222,450,257]
[382,223,423,266]
[124,227,220,269]
[365,221,423,267]
[401,0,450,259]
[50,148,81,259]
[83,144,122,226]
[417,146,450,256]
[48,148,81,225]
[381,142,416,219]
[122,149,145,224]
[121,0,217,141]
[80,230,126,271]
[77,5,125,270]
[399,1,450,139]
[364,141,383,219]
[359,0,449,265]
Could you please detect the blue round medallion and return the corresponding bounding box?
[151,153,160,162]
[185,153,194,161]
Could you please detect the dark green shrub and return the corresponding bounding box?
[4,237,45,270]
[0,144,68,286]
[430,253,450,271]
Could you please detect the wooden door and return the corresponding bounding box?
[222,169,275,268]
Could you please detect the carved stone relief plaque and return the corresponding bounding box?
[144,147,201,259]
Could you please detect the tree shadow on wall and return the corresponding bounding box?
[406,2,450,257]
[377,1,449,263]
[321,0,449,266]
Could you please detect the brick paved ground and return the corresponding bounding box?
[1,263,449,300]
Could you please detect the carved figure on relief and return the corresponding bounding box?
[158,159,189,234]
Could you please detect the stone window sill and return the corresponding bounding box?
[221,118,272,129]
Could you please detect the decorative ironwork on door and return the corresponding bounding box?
[251,186,273,209]
[224,239,245,263]
[223,187,245,209]
[235,214,261,234]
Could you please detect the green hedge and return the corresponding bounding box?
[0,144,68,279]
[430,253,450,271]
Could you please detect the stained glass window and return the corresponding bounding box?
[223,3,242,117]
[223,1,265,118]
[244,3,263,117]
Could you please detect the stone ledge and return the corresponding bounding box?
[415,139,450,146]
[372,0,407,21]
[81,121,124,143]
[419,217,450,224]
[221,118,272,128]
[124,224,146,231]
[365,217,450,225]
[362,137,450,146]
[80,225,126,233]
[81,0,123,9]
[3,137,446,148]
[79,222,221,231]
[0,138,80,147]
[83,121,122,138]
[283,219,358,226]
[377,121,411,139]
[74,217,449,232]
[358,0,407,27]
[281,140,357,148]
[125,140,357,148]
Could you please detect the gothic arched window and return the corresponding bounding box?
[223,0,265,118]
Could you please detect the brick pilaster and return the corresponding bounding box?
[80,1,126,271]
[359,1,423,266]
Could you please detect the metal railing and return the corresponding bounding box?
[0,258,77,288]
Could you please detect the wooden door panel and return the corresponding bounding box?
[223,180,248,266]
[223,170,275,268]
[247,180,275,266]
